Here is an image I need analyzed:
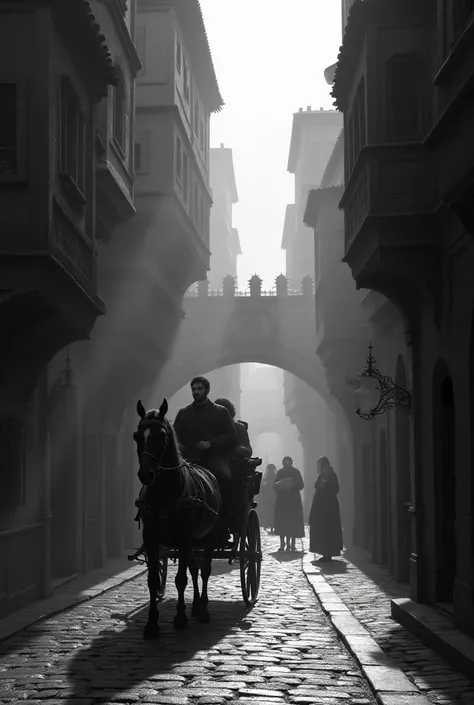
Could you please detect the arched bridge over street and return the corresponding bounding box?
[152,275,345,424]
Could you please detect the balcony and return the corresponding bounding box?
[341,142,441,311]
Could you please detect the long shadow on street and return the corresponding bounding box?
[65,594,251,704]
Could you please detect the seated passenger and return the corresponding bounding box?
[214,397,253,459]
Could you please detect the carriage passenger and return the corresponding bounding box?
[173,377,237,538]
[214,397,253,459]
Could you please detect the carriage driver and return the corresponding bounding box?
[173,376,237,537]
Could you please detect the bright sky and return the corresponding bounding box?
[200,0,342,290]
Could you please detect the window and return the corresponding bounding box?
[183,61,190,103]
[0,420,26,508]
[0,83,17,176]
[134,131,150,174]
[60,76,86,194]
[183,152,189,202]
[176,39,182,73]
[135,142,142,172]
[385,54,424,142]
[113,67,126,152]
[175,135,182,182]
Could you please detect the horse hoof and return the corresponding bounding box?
[174,615,188,630]
[191,605,199,618]
[143,623,160,640]
[197,610,211,624]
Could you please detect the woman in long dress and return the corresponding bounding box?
[259,463,277,531]
[309,456,343,561]
[274,456,305,552]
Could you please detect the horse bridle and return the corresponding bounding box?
[135,419,184,486]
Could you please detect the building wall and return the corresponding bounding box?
[331,0,474,634]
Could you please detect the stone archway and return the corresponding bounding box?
[432,360,457,605]
[395,355,412,583]
[152,346,351,438]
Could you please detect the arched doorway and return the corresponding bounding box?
[433,361,456,606]
[395,355,411,583]
[378,430,390,566]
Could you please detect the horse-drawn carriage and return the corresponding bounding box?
[128,455,263,606]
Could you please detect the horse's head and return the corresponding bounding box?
[134,399,170,485]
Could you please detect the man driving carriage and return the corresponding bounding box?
[173,377,237,538]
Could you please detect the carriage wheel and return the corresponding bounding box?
[157,554,168,602]
[240,508,262,605]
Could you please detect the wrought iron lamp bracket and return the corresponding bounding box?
[355,343,412,421]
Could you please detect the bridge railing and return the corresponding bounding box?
[185,274,314,299]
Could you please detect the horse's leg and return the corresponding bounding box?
[174,546,190,630]
[188,557,201,617]
[196,547,213,623]
[143,535,160,639]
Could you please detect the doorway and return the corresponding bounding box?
[433,365,456,606]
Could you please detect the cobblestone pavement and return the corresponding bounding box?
[0,532,376,705]
[313,543,474,704]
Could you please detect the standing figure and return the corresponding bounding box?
[274,456,305,552]
[173,376,237,539]
[259,463,278,532]
[309,456,343,562]
[214,397,252,458]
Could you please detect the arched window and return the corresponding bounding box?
[113,67,126,153]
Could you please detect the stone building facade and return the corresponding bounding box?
[323,0,474,635]
[0,0,222,616]
[0,0,120,616]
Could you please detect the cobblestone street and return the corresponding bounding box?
[307,545,474,705]
[0,533,375,705]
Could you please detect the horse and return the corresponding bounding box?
[133,398,222,638]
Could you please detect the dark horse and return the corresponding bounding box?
[134,399,222,638]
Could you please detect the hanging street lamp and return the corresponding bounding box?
[352,343,412,421]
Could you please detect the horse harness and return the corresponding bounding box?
[134,418,219,529]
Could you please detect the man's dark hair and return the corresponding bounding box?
[283,456,293,464]
[214,397,236,419]
[191,376,210,392]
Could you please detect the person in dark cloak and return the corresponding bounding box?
[259,463,278,532]
[309,456,343,562]
[214,397,252,458]
[173,376,237,534]
[274,456,305,552]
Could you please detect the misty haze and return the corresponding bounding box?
[0,1,473,704]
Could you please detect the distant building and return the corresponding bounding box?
[208,145,241,290]
[282,108,344,519]
[323,0,474,639]
[169,143,243,416]
[134,0,223,295]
